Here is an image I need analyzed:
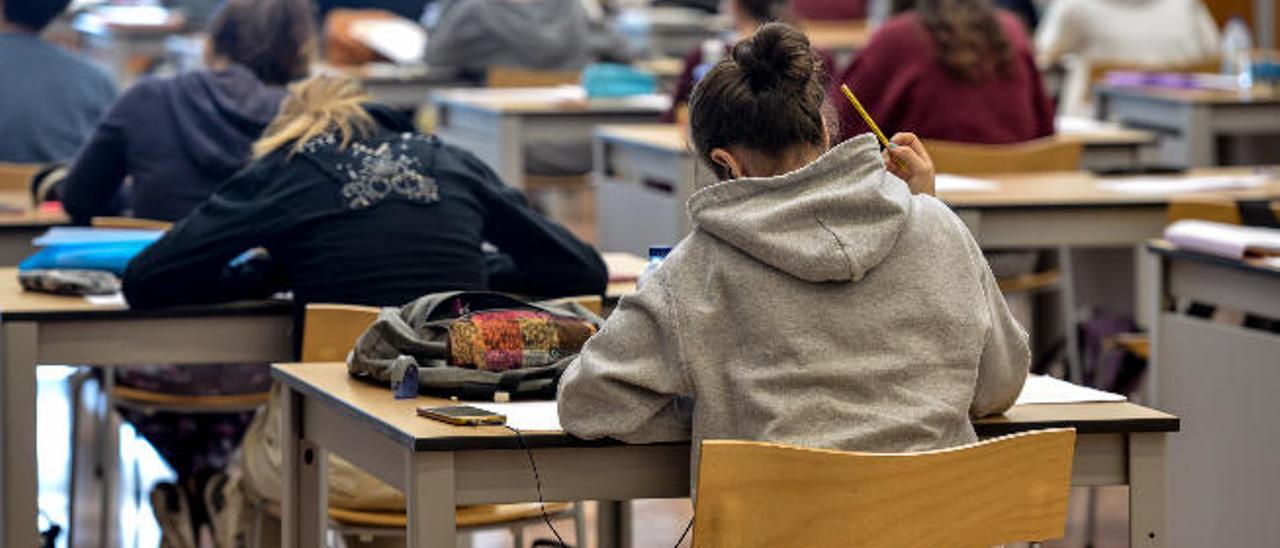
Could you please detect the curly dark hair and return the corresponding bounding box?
[894,0,1014,83]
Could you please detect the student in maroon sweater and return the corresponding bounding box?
[832,0,1054,144]
[664,0,837,122]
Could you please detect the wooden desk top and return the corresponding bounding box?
[800,19,872,52]
[0,191,68,229]
[0,267,290,321]
[273,361,1179,452]
[942,168,1280,209]
[431,87,670,116]
[1056,118,1157,147]
[1147,240,1280,279]
[1098,84,1280,106]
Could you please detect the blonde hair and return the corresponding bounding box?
[253,75,376,159]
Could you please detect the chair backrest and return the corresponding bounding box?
[485,66,581,89]
[924,137,1084,175]
[301,303,381,362]
[91,217,174,230]
[1166,199,1280,225]
[692,428,1077,548]
[0,163,40,192]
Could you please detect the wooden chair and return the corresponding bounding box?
[90,216,174,230]
[254,303,585,547]
[693,429,1077,547]
[923,137,1084,175]
[0,162,40,191]
[485,67,581,89]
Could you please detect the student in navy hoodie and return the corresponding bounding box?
[60,0,315,224]
[55,1,314,542]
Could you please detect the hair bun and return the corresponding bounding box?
[732,23,815,92]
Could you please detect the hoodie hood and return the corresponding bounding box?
[688,134,912,283]
[164,64,286,180]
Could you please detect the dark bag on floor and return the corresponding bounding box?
[347,291,602,401]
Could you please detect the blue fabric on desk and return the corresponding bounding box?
[581,63,657,98]
[19,240,156,276]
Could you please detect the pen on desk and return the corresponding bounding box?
[840,84,907,171]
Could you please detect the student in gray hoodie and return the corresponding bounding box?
[558,23,1030,470]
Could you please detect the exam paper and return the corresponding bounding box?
[1096,174,1267,195]
[85,293,126,306]
[473,401,563,432]
[1165,220,1280,259]
[936,174,1000,193]
[1015,375,1126,405]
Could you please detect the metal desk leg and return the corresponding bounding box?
[282,386,328,548]
[1129,432,1169,548]
[1,322,39,548]
[405,452,456,548]
[597,500,633,548]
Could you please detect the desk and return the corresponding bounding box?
[431,88,668,189]
[0,191,68,265]
[1056,116,1158,170]
[0,269,295,548]
[335,64,473,111]
[591,123,1277,253]
[1096,85,1280,167]
[275,361,1177,548]
[73,8,188,85]
[1146,243,1280,545]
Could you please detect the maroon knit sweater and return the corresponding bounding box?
[831,11,1055,145]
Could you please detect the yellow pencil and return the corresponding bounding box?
[840,84,906,170]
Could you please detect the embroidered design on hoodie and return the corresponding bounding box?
[306,133,440,209]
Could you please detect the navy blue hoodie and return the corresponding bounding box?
[61,64,286,224]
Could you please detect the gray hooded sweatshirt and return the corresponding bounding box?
[558,134,1030,467]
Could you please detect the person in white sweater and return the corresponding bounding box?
[557,23,1030,487]
[1036,0,1221,114]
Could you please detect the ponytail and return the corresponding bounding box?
[253,75,376,159]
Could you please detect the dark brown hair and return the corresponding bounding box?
[208,0,315,86]
[3,0,72,32]
[894,0,1013,83]
[689,23,829,181]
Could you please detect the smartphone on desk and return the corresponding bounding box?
[416,405,506,426]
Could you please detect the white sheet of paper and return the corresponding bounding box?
[1015,375,1126,405]
[1097,174,1267,195]
[85,293,126,306]
[473,401,563,432]
[936,174,1000,193]
[349,19,428,64]
[1055,115,1108,134]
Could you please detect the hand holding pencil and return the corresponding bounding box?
[839,84,935,196]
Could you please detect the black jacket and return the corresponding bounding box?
[122,106,607,309]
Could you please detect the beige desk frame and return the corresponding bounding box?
[431,90,668,190]
[0,272,294,548]
[1097,86,1280,167]
[275,362,1177,548]
[1146,243,1280,545]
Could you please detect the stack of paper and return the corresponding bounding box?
[1164,220,1280,260]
